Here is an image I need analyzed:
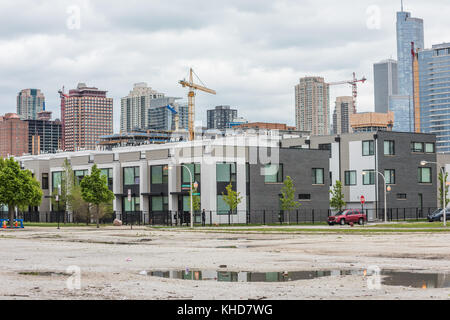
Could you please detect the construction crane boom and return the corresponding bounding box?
[179,68,216,141]
[329,72,366,113]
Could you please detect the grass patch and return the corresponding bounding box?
[367,222,446,228]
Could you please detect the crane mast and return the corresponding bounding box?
[179,68,216,141]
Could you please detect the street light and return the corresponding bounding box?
[167,165,195,228]
[363,170,388,223]
[421,161,446,227]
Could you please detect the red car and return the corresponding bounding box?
[328,209,366,226]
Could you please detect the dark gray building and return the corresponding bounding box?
[282,131,437,220]
[207,106,238,130]
[25,118,62,155]
[148,97,189,131]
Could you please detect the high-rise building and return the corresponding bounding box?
[418,43,450,153]
[120,83,165,133]
[374,59,398,113]
[333,96,353,135]
[295,76,330,136]
[0,113,29,158]
[25,111,62,155]
[17,89,45,120]
[388,7,424,133]
[207,106,238,130]
[64,83,113,152]
[148,97,189,131]
[396,9,424,97]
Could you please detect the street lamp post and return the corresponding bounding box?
[421,161,446,227]
[364,171,388,223]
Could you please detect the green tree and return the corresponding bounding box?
[439,171,450,208]
[70,184,91,225]
[330,180,346,212]
[222,183,243,215]
[280,176,301,224]
[80,165,115,228]
[0,158,43,228]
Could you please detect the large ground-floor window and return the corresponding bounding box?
[123,197,140,212]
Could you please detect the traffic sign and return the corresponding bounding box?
[360,196,366,205]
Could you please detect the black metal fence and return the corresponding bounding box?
[0,207,437,226]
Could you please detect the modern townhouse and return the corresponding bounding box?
[282,131,438,220]
[17,134,330,224]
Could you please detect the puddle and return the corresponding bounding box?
[19,271,70,277]
[148,269,362,282]
[216,245,248,249]
[381,270,450,289]
[147,269,450,288]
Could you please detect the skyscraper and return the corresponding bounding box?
[207,106,238,130]
[418,43,450,153]
[396,9,424,97]
[333,96,353,135]
[120,83,165,133]
[25,111,62,155]
[17,89,45,120]
[295,77,330,136]
[148,97,189,131]
[387,7,424,133]
[373,59,398,113]
[64,83,113,152]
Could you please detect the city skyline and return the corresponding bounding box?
[1,1,450,133]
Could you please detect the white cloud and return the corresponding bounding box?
[0,0,448,131]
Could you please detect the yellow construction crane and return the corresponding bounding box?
[179,68,216,141]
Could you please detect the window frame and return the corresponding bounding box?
[264,164,284,184]
[384,140,395,156]
[362,140,375,156]
[418,167,432,184]
[362,170,375,185]
[384,169,396,185]
[312,168,325,185]
[344,171,357,186]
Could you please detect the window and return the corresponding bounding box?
[216,163,236,183]
[42,173,49,190]
[151,165,168,184]
[264,164,283,183]
[384,169,395,185]
[397,193,407,200]
[425,143,435,153]
[182,163,201,184]
[384,140,395,156]
[52,172,62,192]
[299,194,311,200]
[100,168,113,190]
[418,167,432,183]
[217,195,231,215]
[362,140,374,156]
[363,170,375,185]
[312,168,324,185]
[344,171,357,186]
[151,196,168,212]
[124,167,140,185]
[74,170,88,185]
[124,196,140,212]
[411,142,424,153]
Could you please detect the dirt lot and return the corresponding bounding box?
[0,226,449,300]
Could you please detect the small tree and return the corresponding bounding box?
[70,184,91,225]
[280,176,301,224]
[0,158,43,228]
[330,180,346,212]
[80,165,115,228]
[439,171,450,208]
[222,183,243,215]
[50,159,74,222]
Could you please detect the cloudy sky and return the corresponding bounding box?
[1,0,450,132]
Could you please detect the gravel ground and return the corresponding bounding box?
[0,226,449,300]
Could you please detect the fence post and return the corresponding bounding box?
[210,211,212,227]
[416,208,419,221]
[296,210,299,225]
[263,210,266,225]
[312,210,315,225]
[228,211,231,226]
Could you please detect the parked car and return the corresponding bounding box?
[328,209,366,226]
[427,208,450,222]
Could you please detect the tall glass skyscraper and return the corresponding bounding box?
[389,9,424,132]
[418,43,450,153]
